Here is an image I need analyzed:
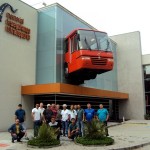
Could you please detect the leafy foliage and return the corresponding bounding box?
[38,123,56,140]
[27,123,60,147]
[76,136,114,145]
[145,114,150,120]
[27,139,60,147]
[84,119,106,139]
[76,119,114,146]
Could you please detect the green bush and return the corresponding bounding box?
[76,136,114,145]
[145,114,150,120]
[27,123,60,147]
[84,119,106,139]
[27,139,60,147]
[76,119,114,146]
[38,123,56,140]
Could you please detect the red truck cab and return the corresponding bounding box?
[64,29,114,84]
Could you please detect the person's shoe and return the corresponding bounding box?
[24,137,29,140]
[106,133,109,136]
[17,139,21,142]
[12,138,14,143]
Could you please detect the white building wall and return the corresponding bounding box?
[142,54,150,65]
[111,31,145,120]
[0,0,37,131]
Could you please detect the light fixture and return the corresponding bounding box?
[42,1,47,6]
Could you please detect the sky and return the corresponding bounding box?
[22,0,150,54]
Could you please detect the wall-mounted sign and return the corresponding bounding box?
[0,3,31,41]
[5,13,31,40]
[0,3,17,22]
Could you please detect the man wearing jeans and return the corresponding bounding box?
[84,103,95,122]
[76,104,84,136]
[61,104,69,136]
[32,104,41,137]
[97,104,109,136]
[8,119,25,143]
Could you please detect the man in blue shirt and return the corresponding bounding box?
[15,104,26,124]
[15,104,28,139]
[97,104,109,136]
[84,103,95,122]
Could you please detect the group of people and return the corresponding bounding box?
[8,103,109,143]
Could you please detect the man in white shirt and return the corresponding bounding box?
[69,105,77,121]
[32,104,41,137]
[61,104,69,136]
[38,103,45,122]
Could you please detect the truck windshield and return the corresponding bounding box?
[78,30,111,51]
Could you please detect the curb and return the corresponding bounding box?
[108,123,122,128]
[27,143,61,149]
[108,141,150,150]
[75,140,150,150]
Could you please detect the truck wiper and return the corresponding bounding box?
[84,37,91,50]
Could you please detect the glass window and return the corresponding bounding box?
[95,32,111,51]
[70,34,79,53]
[78,30,98,50]
[77,30,111,51]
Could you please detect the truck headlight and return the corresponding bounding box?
[81,56,91,60]
[107,58,113,62]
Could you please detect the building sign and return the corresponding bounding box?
[0,3,31,41]
[0,3,17,22]
[5,13,31,40]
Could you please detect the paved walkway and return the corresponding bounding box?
[1,120,150,150]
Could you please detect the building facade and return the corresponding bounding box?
[0,0,146,131]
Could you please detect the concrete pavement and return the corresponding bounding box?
[1,120,150,150]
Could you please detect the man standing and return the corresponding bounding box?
[76,104,84,136]
[84,103,95,122]
[43,104,53,124]
[51,104,57,118]
[69,105,77,121]
[61,104,69,136]
[68,118,79,141]
[8,119,25,143]
[38,102,45,123]
[15,104,28,139]
[32,104,41,137]
[56,104,62,130]
[97,104,109,136]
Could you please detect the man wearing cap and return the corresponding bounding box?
[15,104,28,139]
[61,104,70,136]
[43,104,53,124]
[68,118,79,141]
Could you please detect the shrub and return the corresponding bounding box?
[76,119,114,146]
[84,119,106,139]
[27,123,60,147]
[145,114,150,120]
[76,136,114,145]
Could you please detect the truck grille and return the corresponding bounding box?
[91,56,107,65]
